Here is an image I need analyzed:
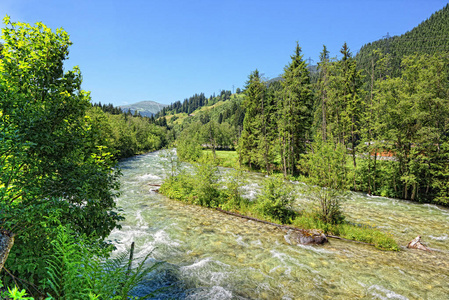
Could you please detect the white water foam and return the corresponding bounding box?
[130,229,181,258]
[135,210,147,227]
[152,229,181,247]
[181,257,230,272]
[250,239,262,246]
[180,258,231,287]
[429,234,449,241]
[138,173,161,181]
[423,204,449,216]
[296,243,335,254]
[186,285,233,300]
[235,235,248,247]
[182,257,213,271]
[241,183,260,200]
[269,249,313,274]
[360,283,408,300]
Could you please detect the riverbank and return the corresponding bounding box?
[108,151,449,299]
[159,156,399,251]
[202,149,449,207]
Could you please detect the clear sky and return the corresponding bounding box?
[1,0,448,106]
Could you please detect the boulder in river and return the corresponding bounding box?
[407,235,430,251]
[286,229,328,245]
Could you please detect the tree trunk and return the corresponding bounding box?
[282,136,287,177]
[0,230,15,273]
[215,208,327,245]
[367,142,372,195]
[373,152,377,193]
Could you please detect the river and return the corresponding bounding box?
[108,151,449,299]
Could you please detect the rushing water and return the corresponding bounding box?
[108,151,449,299]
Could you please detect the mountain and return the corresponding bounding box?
[356,4,449,76]
[120,100,167,117]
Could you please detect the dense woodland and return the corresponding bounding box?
[167,5,449,206]
[167,42,449,205]
[89,102,168,159]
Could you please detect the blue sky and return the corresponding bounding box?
[1,0,448,106]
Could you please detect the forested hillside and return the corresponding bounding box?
[155,89,240,118]
[356,4,449,77]
[170,11,449,207]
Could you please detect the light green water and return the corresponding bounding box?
[108,151,449,299]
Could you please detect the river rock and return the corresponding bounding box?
[407,235,430,251]
[287,229,328,245]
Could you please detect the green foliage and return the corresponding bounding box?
[256,176,296,224]
[175,122,204,162]
[159,171,195,202]
[0,281,46,300]
[103,111,166,159]
[220,168,247,210]
[239,69,273,170]
[431,142,449,204]
[300,135,348,224]
[161,160,398,250]
[278,42,314,176]
[156,93,209,117]
[155,6,449,207]
[371,53,449,201]
[159,149,182,178]
[176,138,203,163]
[0,224,162,300]
[0,17,128,291]
[159,153,222,207]
[191,160,221,207]
[292,214,399,251]
[357,4,449,78]
[202,150,241,169]
[44,226,161,300]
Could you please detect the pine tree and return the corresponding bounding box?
[278,42,313,176]
[238,69,273,170]
[314,45,331,141]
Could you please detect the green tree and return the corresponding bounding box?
[374,53,449,201]
[278,42,313,176]
[314,45,331,141]
[256,176,296,223]
[176,122,203,162]
[0,17,122,288]
[300,135,348,224]
[338,43,363,172]
[239,69,273,170]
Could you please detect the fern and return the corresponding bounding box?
[45,225,161,299]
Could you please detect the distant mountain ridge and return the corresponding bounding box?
[120,100,167,117]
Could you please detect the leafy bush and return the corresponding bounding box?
[300,135,348,224]
[191,161,221,207]
[256,176,297,224]
[220,169,248,210]
[160,171,196,202]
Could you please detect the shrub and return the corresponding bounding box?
[300,135,348,224]
[256,177,297,223]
